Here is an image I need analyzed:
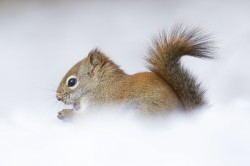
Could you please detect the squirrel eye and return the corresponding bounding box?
[67,78,77,87]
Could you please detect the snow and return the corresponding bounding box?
[0,0,249,166]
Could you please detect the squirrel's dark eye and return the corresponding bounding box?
[67,78,77,87]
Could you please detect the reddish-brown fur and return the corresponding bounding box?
[56,25,214,119]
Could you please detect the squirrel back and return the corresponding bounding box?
[146,24,214,110]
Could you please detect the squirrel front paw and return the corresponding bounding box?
[57,109,74,122]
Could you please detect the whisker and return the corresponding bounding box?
[35,86,57,92]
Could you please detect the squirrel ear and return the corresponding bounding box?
[88,49,103,66]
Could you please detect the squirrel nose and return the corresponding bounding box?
[56,95,62,101]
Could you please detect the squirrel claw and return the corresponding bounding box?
[57,109,74,122]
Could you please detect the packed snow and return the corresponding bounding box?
[0,0,249,166]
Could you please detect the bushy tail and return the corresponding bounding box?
[146,24,215,110]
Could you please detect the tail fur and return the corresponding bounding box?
[146,24,214,110]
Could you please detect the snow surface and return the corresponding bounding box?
[0,0,250,166]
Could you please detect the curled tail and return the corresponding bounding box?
[146,24,215,110]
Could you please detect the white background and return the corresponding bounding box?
[0,0,249,166]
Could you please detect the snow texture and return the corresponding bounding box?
[0,0,249,166]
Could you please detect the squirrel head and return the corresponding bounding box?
[56,48,107,108]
